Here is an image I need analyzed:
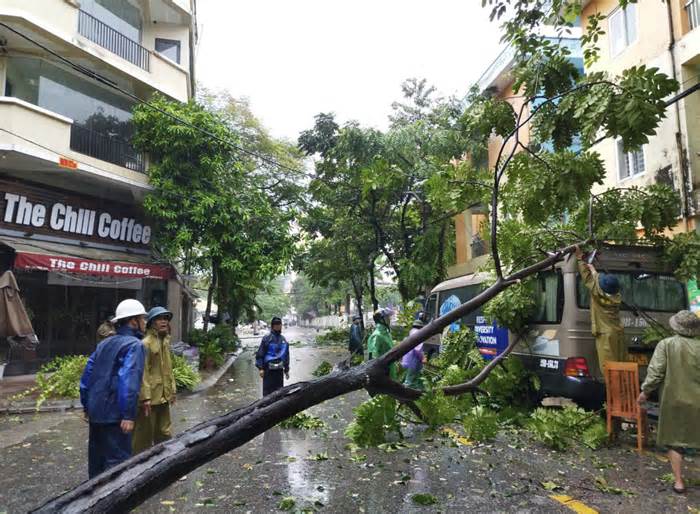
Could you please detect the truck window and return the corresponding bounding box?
[437,284,484,327]
[577,272,687,313]
[425,293,437,321]
[530,271,563,323]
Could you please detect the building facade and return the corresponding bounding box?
[0,0,197,375]
[581,0,700,234]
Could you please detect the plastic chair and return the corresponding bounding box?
[604,361,647,453]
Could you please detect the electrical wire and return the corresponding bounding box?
[0,22,306,177]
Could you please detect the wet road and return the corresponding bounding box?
[0,327,698,513]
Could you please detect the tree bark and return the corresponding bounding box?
[202,258,219,332]
[368,258,379,311]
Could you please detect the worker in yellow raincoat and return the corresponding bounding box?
[133,307,177,453]
[575,246,625,374]
[638,310,700,494]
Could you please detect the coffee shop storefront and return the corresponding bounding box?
[0,177,193,376]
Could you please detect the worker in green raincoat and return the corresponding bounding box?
[638,310,700,494]
[575,246,625,374]
[367,307,397,380]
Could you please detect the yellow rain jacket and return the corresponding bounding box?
[139,329,176,405]
[641,335,700,449]
[578,259,625,374]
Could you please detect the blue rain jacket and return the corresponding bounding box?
[80,325,146,423]
[255,331,290,372]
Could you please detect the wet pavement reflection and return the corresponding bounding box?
[0,326,698,513]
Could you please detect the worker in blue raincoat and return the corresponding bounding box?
[80,299,147,478]
[255,317,290,396]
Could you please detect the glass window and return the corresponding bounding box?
[437,284,484,328]
[425,293,437,322]
[577,272,687,313]
[609,4,637,56]
[81,0,142,42]
[617,140,645,180]
[156,38,181,64]
[6,57,135,140]
[530,271,563,323]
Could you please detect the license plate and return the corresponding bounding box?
[628,352,650,366]
[539,358,560,370]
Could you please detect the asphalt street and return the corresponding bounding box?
[0,326,698,513]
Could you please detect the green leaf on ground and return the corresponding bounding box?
[411,493,438,506]
[278,497,296,511]
[541,481,562,491]
[279,412,326,430]
[594,476,634,496]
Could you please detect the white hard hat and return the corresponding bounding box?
[111,299,147,323]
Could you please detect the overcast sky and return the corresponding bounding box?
[195,1,504,142]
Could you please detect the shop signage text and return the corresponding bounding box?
[14,253,172,279]
[3,193,151,245]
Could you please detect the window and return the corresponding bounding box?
[687,0,700,31]
[577,272,687,313]
[617,140,645,180]
[425,294,437,322]
[6,57,135,139]
[437,284,485,328]
[609,3,637,56]
[530,271,564,324]
[155,38,181,65]
[80,0,142,42]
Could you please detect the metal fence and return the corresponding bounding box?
[70,124,146,173]
[78,10,150,71]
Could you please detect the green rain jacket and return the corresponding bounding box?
[641,335,700,449]
[367,323,397,380]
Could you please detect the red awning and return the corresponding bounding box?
[1,236,173,280]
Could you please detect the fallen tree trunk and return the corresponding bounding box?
[33,244,581,513]
[32,366,372,514]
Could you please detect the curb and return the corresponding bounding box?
[0,348,245,415]
[189,348,243,394]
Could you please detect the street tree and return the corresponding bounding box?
[34,1,700,512]
[129,94,299,333]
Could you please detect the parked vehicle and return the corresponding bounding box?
[424,245,687,409]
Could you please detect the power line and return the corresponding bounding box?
[0,22,306,177]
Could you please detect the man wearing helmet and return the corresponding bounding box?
[80,299,147,478]
[575,246,625,374]
[367,308,397,379]
[133,306,177,453]
[255,317,290,396]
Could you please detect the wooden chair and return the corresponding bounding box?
[604,361,647,453]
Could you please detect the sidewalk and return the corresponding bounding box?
[0,349,244,415]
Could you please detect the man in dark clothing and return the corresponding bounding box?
[349,315,364,355]
[80,299,146,478]
[255,317,290,396]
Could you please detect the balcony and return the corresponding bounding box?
[78,10,150,71]
[0,0,192,102]
[687,0,700,31]
[0,97,150,191]
[70,125,146,174]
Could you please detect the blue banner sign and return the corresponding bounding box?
[474,315,509,360]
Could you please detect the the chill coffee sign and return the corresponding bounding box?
[2,193,151,245]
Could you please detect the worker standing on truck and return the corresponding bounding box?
[575,245,625,374]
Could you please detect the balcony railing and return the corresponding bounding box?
[78,10,150,71]
[70,124,146,173]
[688,0,700,31]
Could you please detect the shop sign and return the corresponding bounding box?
[14,252,172,279]
[0,179,151,247]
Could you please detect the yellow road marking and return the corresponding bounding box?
[550,494,598,514]
[441,427,473,446]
